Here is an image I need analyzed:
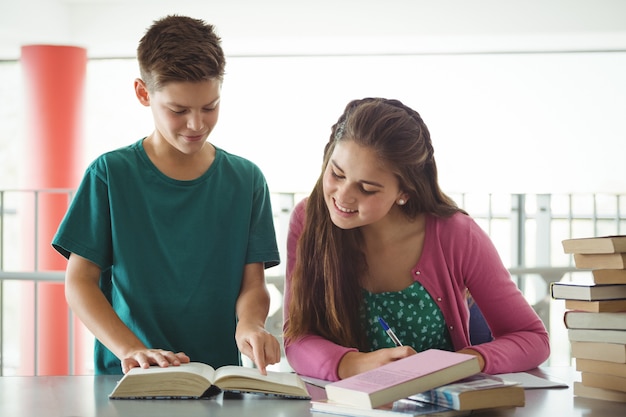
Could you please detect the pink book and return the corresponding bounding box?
[325,349,480,409]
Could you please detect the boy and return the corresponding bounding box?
[52,15,281,375]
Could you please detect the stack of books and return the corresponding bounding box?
[551,235,626,402]
[312,349,525,416]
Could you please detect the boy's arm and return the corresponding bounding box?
[65,253,189,373]
[235,262,281,375]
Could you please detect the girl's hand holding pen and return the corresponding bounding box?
[336,316,417,379]
[337,346,417,380]
[336,316,485,379]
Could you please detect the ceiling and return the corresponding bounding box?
[2,0,626,59]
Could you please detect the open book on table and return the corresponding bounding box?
[109,362,310,399]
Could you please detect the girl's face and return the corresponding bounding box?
[322,140,406,229]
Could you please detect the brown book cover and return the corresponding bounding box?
[562,235,626,254]
[573,381,626,403]
[565,299,626,313]
[581,371,626,393]
[570,341,626,363]
[573,253,626,269]
[593,269,626,284]
[408,373,524,411]
[576,359,626,378]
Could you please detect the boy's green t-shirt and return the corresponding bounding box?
[52,140,280,374]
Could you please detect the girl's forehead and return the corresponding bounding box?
[330,141,396,182]
[333,141,388,167]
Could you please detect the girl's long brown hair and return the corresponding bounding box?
[285,98,465,350]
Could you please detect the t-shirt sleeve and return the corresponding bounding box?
[245,165,280,269]
[51,161,112,269]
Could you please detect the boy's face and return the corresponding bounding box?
[135,78,221,156]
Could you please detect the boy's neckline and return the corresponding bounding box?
[141,136,217,181]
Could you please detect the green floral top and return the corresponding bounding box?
[362,281,453,351]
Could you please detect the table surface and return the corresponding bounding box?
[1,367,625,417]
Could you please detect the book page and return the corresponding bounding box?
[494,372,568,389]
[129,362,216,382]
[213,366,309,395]
[109,362,217,398]
[214,365,281,384]
[434,374,513,392]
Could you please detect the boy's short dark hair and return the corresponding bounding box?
[137,15,226,92]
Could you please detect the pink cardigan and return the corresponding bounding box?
[283,199,550,381]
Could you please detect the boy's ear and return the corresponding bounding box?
[134,78,151,106]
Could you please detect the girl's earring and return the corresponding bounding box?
[397,199,406,206]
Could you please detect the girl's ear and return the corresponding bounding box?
[397,192,409,206]
[134,78,151,107]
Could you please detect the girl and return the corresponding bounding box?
[283,98,549,381]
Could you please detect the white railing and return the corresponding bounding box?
[1,190,625,375]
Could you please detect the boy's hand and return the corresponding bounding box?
[235,322,281,375]
[120,349,190,374]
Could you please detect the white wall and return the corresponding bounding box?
[1,0,626,194]
[77,52,626,195]
[2,0,626,58]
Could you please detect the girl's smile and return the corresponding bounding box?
[323,140,405,230]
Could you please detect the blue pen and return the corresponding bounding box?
[377,316,403,347]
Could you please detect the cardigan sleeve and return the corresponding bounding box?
[282,198,357,381]
[436,215,551,374]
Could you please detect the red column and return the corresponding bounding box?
[20,45,87,375]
